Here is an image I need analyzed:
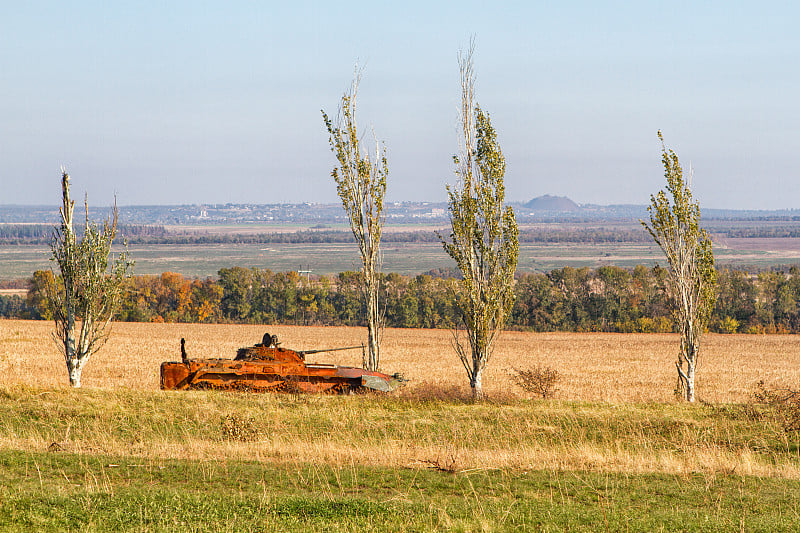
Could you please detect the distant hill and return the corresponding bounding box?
[524,195,580,211]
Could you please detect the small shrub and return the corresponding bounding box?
[221,414,259,442]
[715,316,740,334]
[744,324,765,334]
[508,365,560,399]
[753,381,800,433]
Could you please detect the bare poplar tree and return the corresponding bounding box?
[322,70,387,371]
[440,43,519,399]
[641,132,716,402]
[48,168,131,387]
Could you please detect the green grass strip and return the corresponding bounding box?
[1,449,799,532]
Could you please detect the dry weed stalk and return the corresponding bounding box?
[420,455,460,474]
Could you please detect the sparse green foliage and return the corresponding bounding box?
[47,168,132,387]
[642,132,716,402]
[322,69,387,371]
[441,43,519,398]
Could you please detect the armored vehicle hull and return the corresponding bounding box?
[160,335,401,393]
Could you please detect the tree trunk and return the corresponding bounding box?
[684,337,698,402]
[677,333,699,402]
[65,321,82,388]
[685,363,695,403]
[64,259,78,388]
[67,356,83,388]
[364,319,380,372]
[470,361,484,399]
[363,260,381,372]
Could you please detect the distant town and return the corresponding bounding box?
[2,195,799,226]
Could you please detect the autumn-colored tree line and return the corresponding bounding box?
[2,265,799,334]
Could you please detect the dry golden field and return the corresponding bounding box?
[2,318,799,402]
[4,318,800,481]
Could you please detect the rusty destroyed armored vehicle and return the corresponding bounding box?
[160,333,403,393]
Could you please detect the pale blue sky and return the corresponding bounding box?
[1,1,798,209]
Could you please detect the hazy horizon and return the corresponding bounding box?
[2,194,799,213]
[2,2,799,210]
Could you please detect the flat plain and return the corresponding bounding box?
[2,240,796,279]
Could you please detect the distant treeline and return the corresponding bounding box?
[720,227,800,238]
[5,265,800,334]
[2,225,658,245]
[0,224,168,244]
[7,224,800,245]
[116,227,655,245]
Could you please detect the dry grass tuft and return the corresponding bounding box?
[220,413,259,442]
[396,381,475,403]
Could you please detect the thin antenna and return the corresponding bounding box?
[297,265,312,281]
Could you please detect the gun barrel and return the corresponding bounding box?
[299,345,362,356]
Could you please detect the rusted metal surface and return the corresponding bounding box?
[160,334,403,393]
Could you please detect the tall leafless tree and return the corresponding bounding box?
[440,42,519,399]
[642,132,716,402]
[322,69,387,371]
[48,168,131,387]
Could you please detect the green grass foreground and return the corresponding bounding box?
[1,386,800,531]
[2,450,800,532]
